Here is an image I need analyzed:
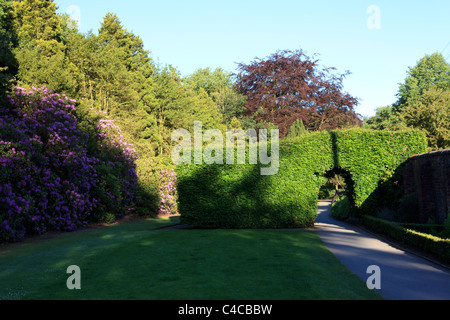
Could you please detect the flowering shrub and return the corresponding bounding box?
[0,87,139,242]
[90,110,139,221]
[157,169,178,216]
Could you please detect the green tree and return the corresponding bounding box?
[167,87,223,133]
[154,65,224,155]
[367,53,450,150]
[211,86,247,127]
[401,86,449,150]
[365,105,407,131]
[395,52,450,113]
[184,67,247,127]
[11,0,76,92]
[13,0,65,55]
[0,0,17,92]
[153,65,186,155]
[184,67,233,95]
[285,119,308,140]
[64,13,160,156]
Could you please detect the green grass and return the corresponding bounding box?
[0,216,382,300]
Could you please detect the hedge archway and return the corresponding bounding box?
[176,129,427,229]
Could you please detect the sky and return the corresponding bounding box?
[55,0,450,117]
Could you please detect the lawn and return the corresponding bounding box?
[0,216,382,300]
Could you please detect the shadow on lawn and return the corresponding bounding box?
[39,227,381,300]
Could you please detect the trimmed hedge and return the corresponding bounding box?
[334,129,428,212]
[176,129,427,229]
[177,131,334,229]
[361,215,450,264]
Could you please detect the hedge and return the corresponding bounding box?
[176,129,427,229]
[177,131,334,229]
[334,129,428,212]
[361,215,450,265]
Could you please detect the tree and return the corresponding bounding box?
[184,67,247,127]
[235,49,361,137]
[365,105,407,131]
[211,86,247,127]
[285,119,308,140]
[395,52,450,113]
[401,86,449,150]
[62,13,161,156]
[184,67,233,95]
[367,52,450,150]
[11,0,76,92]
[154,65,224,155]
[13,0,65,55]
[0,0,17,93]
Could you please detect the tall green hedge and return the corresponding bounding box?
[176,129,427,229]
[334,129,427,212]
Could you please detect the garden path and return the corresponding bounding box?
[315,200,450,300]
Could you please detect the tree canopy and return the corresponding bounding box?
[0,0,17,93]
[367,52,450,150]
[234,49,362,137]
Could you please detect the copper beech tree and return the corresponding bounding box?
[235,49,362,137]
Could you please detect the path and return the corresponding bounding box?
[315,200,450,300]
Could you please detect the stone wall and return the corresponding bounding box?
[403,149,450,224]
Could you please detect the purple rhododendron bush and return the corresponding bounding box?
[0,87,139,242]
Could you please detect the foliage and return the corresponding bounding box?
[177,129,427,229]
[235,49,362,137]
[0,0,17,93]
[367,52,450,150]
[184,67,233,95]
[177,131,333,229]
[400,86,450,150]
[0,87,139,242]
[331,195,353,221]
[395,52,450,113]
[12,0,64,55]
[334,129,427,213]
[285,119,308,140]
[11,0,76,93]
[361,215,450,265]
[365,105,407,131]
[153,65,225,155]
[184,67,247,127]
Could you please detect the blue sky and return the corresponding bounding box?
[55,0,450,117]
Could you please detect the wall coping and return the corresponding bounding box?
[409,149,450,160]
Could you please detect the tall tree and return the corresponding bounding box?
[365,105,406,131]
[93,13,159,156]
[0,0,17,93]
[13,0,64,55]
[401,86,449,150]
[395,52,450,113]
[368,52,450,150]
[285,119,308,140]
[235,49,361,137]
[184,67,233,95]
[12,0,75,92]
[154,65,224,155]
[184,67,247,127]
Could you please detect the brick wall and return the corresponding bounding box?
[403,149,450,224]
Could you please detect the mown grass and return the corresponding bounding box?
[0,216,382,300]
